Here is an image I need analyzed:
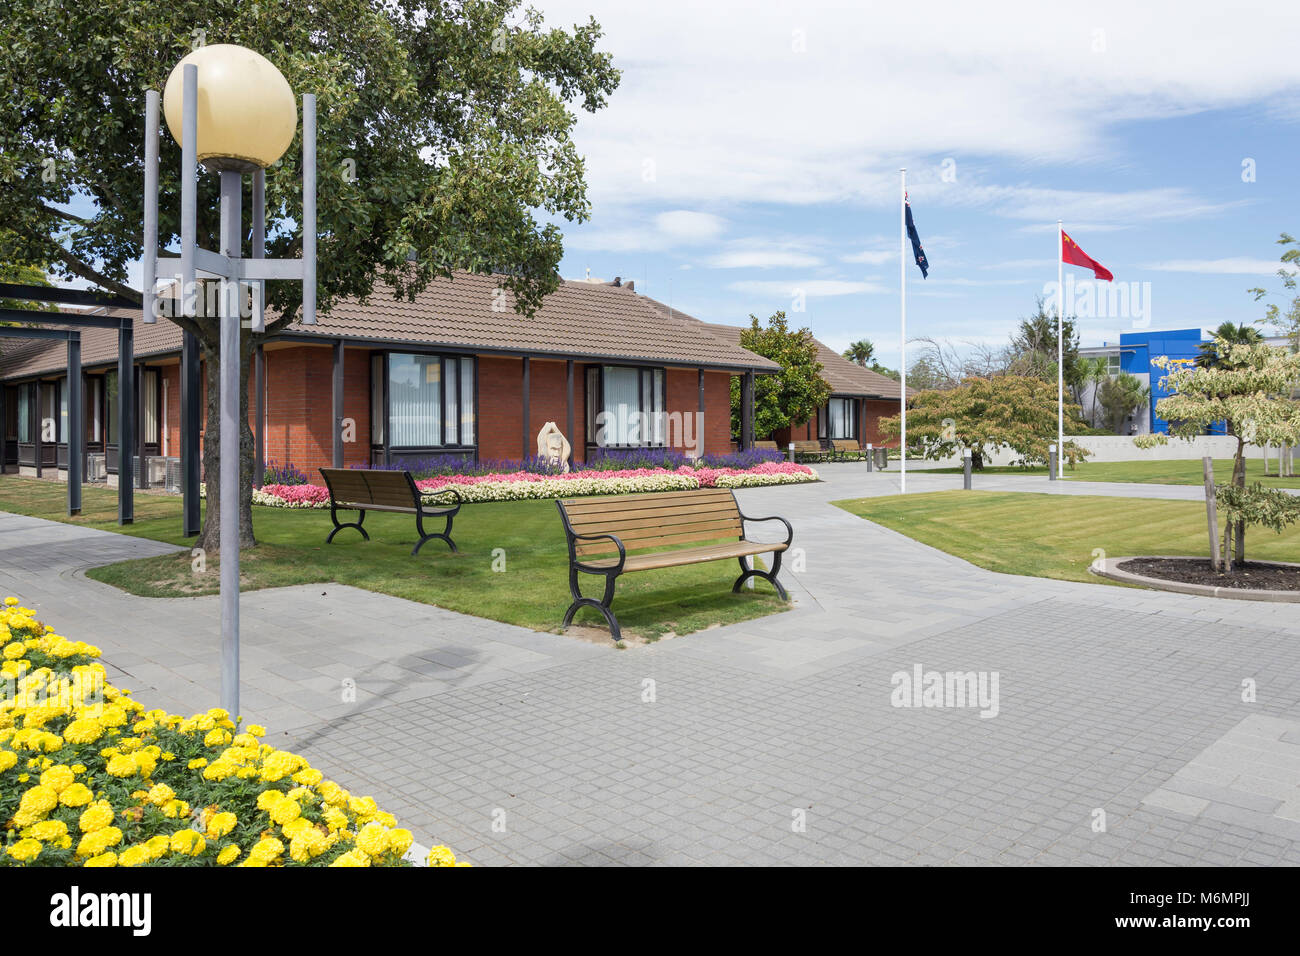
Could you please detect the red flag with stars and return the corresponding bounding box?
[1061,230,1113,281]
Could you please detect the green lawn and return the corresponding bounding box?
[0,477,786,643]
[833,490,1300,584]
[921,457,1299,489]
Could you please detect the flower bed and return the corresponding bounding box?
[0,598,465,868]
[251,460,819,508]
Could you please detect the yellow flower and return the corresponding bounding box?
[5,596,19,606]
[281,817,315,841]
[118,845,152,867]
[145,835,171,860]
[427,845,458,867]
[329,848,371,867]
[270,798,301,826]
[207,811,237,839]
[256,789,285,811]
[187,757,208,769]
[28,819,68,842]
[3,642,26,660]
[84,852,117,867]
[246,724,266,737]
[77,826,123,857]
[322,807,349,832]
[161,799,190,819]
[39,765,75,794]
[249,837,284,863]
[356,823,390,858]
[145,783,175,806]
[170,830,206,857]
[0,750,16,772]
[6,838,42,863]
[78,801,115,833]
[105,753,137,777]
[58,782,93,808]
[203,728,232,748]
[217,845,240,865]
[291,767,324,787]
[387,828,414,856]
[61,718,103,745]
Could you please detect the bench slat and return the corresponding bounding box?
[574,519,744,556]
[581,539,787,572]
[566,503,740,533]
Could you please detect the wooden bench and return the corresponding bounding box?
[792,440,827,463]
[831,439,865,461]
[319,468,462,556]
[753,440,780,454]
[555,488,793,641]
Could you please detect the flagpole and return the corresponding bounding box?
[900,167,907,495]
[1057,219,1064,463]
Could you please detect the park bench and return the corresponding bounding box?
[754,440,780,454]
[319,467,462,556]
[792,440,827,463]
[831,439,865,461]
[555,487,793,641]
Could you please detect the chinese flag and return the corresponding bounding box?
[1061,230,1113,281]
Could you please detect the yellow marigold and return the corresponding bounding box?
[347,795,379,818]
[18,783,58,818]
[291,767,324,787]
[4,596,18,605]
[270,798,301,826]
[61,718,103,745]
[118,844,152,867]
[145,782,175,807]
[105,753,138,777]
[98,705,128,728]
[201,760,235,782]
[256,789,284,811]
[161,799,190,819]
[427,846,458,867]
[0,750,16,773]
[289,829,328,863]
[78,801,115,833]
[77,826,123,857]
[38,765,75,794]
[355,823,391,858]
[203,728,232,748]
[245,724,266,737]
[232,733,258,749]
[134,751,158,776]
[84,852,117,867]
[170,830,206,856]
[145,835,170,860]
[318,780,349,806]
[6,838,42,863]
[187,757,208,769]
[207,811,237,839]
[322,807,349,832]
[59,782,93,808]
[329,848,371,867]
[28,819,68,842]
[387,828,414,856]
[249,837,284,863]
[217,845,240,865]
[3,642,25,660]
[281,817,315,841]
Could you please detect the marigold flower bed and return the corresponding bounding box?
[0,598,464,868]
[249,461,819,509]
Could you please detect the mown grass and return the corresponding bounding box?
[0,477,786,642]
[833,490,1300,584]
[921,457,1299,488]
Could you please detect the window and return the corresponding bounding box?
[370,354,384,446]
[587,366,666,447]
[143,369,159,445]
[823,397,856,440]
[40,383,57,443]
[17,386,32,443]
[380,353,475,448]
[1107,353,1121,375]
[105,371,118,445]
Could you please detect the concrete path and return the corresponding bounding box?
[3,468,1299,866]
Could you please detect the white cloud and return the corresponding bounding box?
[1143,257,1284,275]
[842,249,896,265]
[653,210,726,242]
[727,279,887,297]
[708,249,823,269]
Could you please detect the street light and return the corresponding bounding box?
[143,44,318,717]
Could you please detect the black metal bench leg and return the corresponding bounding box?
[326,506,368,543]
[562,566,622,641]
[733,551,789,601]
[412,510,457,556]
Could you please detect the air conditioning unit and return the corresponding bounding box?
[164,457,182,494]
[132,456,170,487]
[86,454,107,481]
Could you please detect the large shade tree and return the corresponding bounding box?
[731,311,831,441]
[1155,339,1300,571]
[0,0,619,550]
[878,375,1091,470]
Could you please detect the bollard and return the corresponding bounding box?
[787,442,796,464]
[865,442,873,472]
[963,447,972,490]
[1048,444,1058,481]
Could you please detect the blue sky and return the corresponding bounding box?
[537,0,1300,369]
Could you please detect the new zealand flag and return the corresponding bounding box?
[905,201,929,278]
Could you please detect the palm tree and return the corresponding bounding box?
[844,339,875,367]
[1196,321,1263,369]
[1081,355,1110,427]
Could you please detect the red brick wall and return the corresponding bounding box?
[254,345,370,477]
[863,398,900,447]
[477,356,525,462]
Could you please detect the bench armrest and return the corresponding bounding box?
[738,511,793,548]
[419,487,462,513]
[570,531,626,574]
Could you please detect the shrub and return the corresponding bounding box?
[262,461,310,486]
[0,598,465,868]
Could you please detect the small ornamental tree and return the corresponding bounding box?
[877,375,1091,470]
[731,311,831,440]
[1155,339,1300,571]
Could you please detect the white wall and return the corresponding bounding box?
[933,434,1242,467]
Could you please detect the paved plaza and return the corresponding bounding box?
[3,468,1299,865]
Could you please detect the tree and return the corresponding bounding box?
[1249,232,1300,353]
[1197,321,1263,369]
[877,376,1091,470]
[0,1,619,551]
[1097,372,1149,433]
[1155,338,1300,571]
[1079,354,1110,426]
[1006,296,1081,388]
[731,311,831,440]
[844,339,875,366]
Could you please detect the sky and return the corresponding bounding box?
[533,0,1300,369]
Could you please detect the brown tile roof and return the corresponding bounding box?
[0,273,778,380]
[641,295,914,400]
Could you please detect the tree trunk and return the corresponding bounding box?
[195,324,258,553]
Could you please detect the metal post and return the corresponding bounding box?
[866,442,873,472]
[301,94,317,325]
[67,336,82,515]
[697,368,705,457]
[136,362,147,489]
[332,340,344,468]
[741,370,754,450]
[33,382,43,479]
[142,90,159,325]
[254,345,265,487]
[565,359,574,469]
[218,168,242,718]
[250,169,266,333]
[521,356,530,460]
[1048,443,1058,481]
[118,322,134,524]
[181,331,201,536]
[963,447,972,490]
[181,65,198,324]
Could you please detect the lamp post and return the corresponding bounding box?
[144,45,318,717]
